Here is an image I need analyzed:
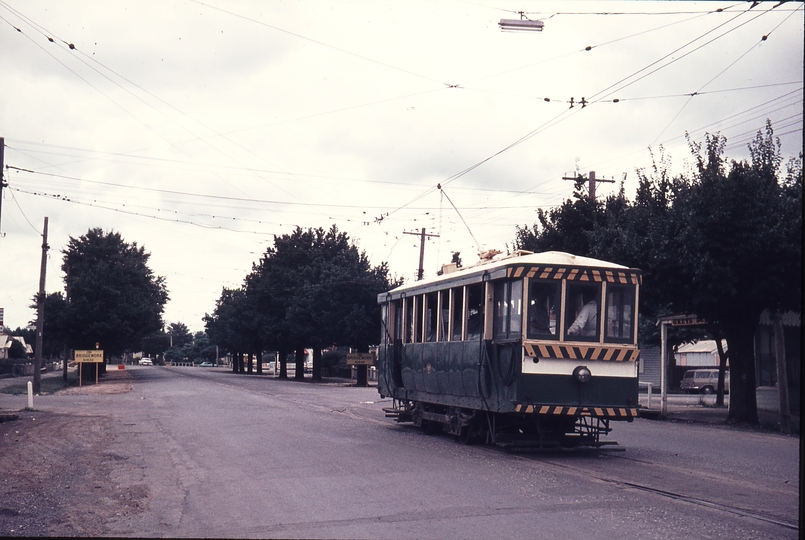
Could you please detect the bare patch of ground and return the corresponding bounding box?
[0,370,146,537]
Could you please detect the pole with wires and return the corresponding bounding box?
[0,137,5,235]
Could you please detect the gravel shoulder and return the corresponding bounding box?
[0,370,146,537]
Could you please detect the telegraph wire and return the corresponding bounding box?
[591,7,775,104]
[651,4,804,144]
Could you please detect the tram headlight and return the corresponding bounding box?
[573,365,592,384]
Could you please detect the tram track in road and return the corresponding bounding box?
[505,449,799,533]
[148,368,799,532]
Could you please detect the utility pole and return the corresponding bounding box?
[403,227,440,280]
[0,137,5,234]
[33,217,49,395]
[562,170,615,201]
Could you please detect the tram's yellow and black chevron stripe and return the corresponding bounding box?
[523,343,639,362]
[506,265,641,285]
[514,404,638,419]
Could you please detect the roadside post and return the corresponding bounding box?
[75,349,104,385]
[347,352,374,387]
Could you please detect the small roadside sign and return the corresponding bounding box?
[75,350,104,363]
[346,353,374,365]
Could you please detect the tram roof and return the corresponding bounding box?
[380,251,637,301]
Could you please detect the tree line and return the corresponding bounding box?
[204,225,399,380]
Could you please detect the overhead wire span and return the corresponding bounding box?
[651,3,804,144]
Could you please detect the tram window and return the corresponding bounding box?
[605,285,635,343]
[527,281,560,339]
[414,296,423,343]
[425,292,438,342]
[494,280,523,342]
[439,290,449,341]
[392,299,402,342]
[451,287,464,341]
[466,284,484,340]
[403,297,414,343]
[381,304,388,344]
[565,283,600,340]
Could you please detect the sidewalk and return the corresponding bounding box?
[643,403,800,435]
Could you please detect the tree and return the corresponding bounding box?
[167,322,193,348]
[61,228,169,371]
[246,225,398,381]
[663,126,801,423]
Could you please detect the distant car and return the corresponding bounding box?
[139,358,153,366]
[199,362,214,367]
[681,369,729,394]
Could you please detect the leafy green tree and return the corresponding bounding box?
[246,225,398,381]
[167,322,193,348]
[61,228,169,372]
[204,287,260,373]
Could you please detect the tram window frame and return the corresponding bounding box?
[414,295,423,343]
[564,282,601,342]
[403,297,413,343]
[493,279,523,343]
[465,283,484,341]
[392,299,402,342]
[425,291,438,342]
[438,289,450,341]
[451,286,464,341]
[605,284,635,344]
[527,280,560,340]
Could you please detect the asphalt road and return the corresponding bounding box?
[2,366,799,539]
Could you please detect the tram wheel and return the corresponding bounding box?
[456,425,473,445]
[421,419,439,435]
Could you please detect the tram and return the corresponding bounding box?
[376,250,641,449]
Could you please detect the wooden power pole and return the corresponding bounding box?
[403,228,439,280]
[562,170,615,201]
[33,217,49,394]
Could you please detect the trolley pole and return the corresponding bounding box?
[403,228,439,280]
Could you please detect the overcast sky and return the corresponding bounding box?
[0,0,802,333]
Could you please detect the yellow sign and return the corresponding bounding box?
[75,350,104,363]
[346,353,374,365]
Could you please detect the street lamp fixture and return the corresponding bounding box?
[499,13,544,32]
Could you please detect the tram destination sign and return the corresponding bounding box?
[346,353,374,365]
[75,350,104,363]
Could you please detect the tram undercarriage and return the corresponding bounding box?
[383,399,620,451]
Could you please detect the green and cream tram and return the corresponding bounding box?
[377,250,641,448]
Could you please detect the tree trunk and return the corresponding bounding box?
[312,348,322,381]
[238,352,245,373]
[232,351,238,373]
[714,333,728,407]
[247,352,253,374]
[294,348,305,380]
[256,350,263,375]
[724,318,760,425]
[279,349,288,379]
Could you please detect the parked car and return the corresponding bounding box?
[199,362,214,367]
[139,358,153,366]
[680,369,729,394]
